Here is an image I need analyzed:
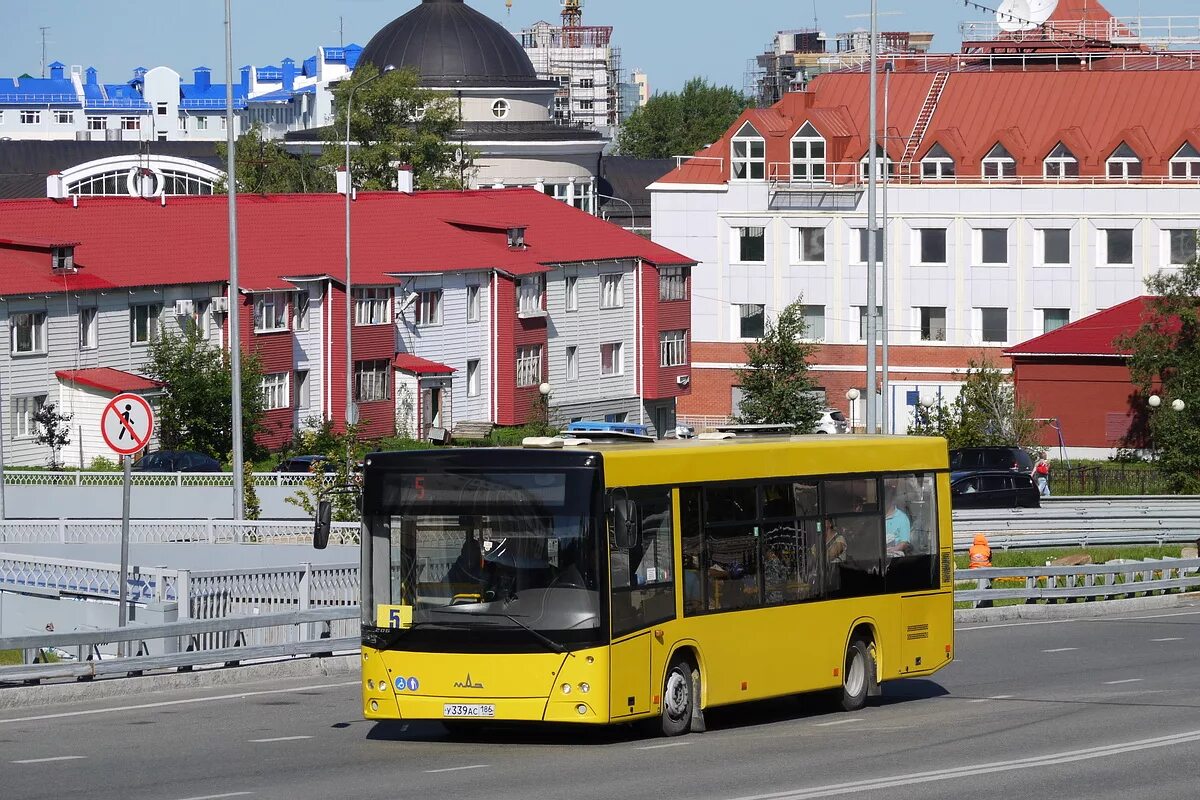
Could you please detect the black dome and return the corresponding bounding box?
[360,0,542,86]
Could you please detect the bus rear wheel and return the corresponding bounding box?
[660,656,696,737]
[841,636,875,712]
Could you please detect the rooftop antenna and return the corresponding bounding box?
[1026,0,1059,26]
[996,0,1036,33]
[813,0,819,30]
[39,26,50,77]
[339,15,344,47]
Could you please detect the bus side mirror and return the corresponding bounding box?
[313,500,332,550]
[611,496,638,550]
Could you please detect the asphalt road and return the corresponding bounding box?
[3,603,1199,800]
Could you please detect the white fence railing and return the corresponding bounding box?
[0,470,330,488]
[0,519,359,545]
[957,557,1200,608]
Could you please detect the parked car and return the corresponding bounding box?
[949,446,1034,474]
[813,408,849,434]
[950,470,1040,509]
[276,454,333,474]
[131,450,221,473]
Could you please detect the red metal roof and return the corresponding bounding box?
[1004,296,1152,358]
[393,354,456,375]
[55,368,163,394]
[0,190,694,297]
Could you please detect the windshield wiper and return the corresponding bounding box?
[378,620,474,649]
[473,612,567,655]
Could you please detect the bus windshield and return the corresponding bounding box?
[367,468,603,651]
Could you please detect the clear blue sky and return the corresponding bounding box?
[2,1,1195,94]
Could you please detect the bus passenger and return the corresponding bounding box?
[884,487,912,556]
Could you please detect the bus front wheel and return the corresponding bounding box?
[841,637,875,712]
[660,656,696,737]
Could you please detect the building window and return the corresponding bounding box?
[516,345,543,387]
[980,308,1008,343]
[1170,143,1200,180]
[578,100,594,111]
[290,291,309,332]
[564,275,579,310]
[196,116,209,131]
[254,292,289,332]
[466,285,480,322]
[918,228,947,264]
[189,300,211,338]
[1107,143,1142,180]
[10,312,47,354]
[156,102,168,116]
[600,273,624,309]
[859,145,892,181]
[353,287,391,326]
[177,115,187,131]
[858,306,883,342]
[737,227,766,262]
[565,346,578,381]
[466,359,481,397]
[790,123,826,182]
[660,330,687,368]
[797,227,825,262]
[53,110,74,124]
[857,228,883,264]
[129,304,161,344]
[121,116,141,131]
[156,131,168,142]
[20,110,41,125]
[296,369,311,409]
[1168,229,1200,265]
[579,78,595,89]
[1043,229,1071,265]
[87,116,105,131]
[1043,142,1079,180]
[415,289,443,327]
[980,228,1008,265]
[919,307,947,341]
[518,276,545,316]
[920,144,955,179]
[260,373,290,411]
[79,307,98,350]
[658,267,686,301]
[731,123,766,180]
[600,342,625,376]
[802,305,825,340]
[738,304,765,339]
[12,395,45,439]
[982,143,1016,180]
[1105,229,1134,265]
[492,99,510,119]
[1042,308,1070,334]
[355,360,391,402]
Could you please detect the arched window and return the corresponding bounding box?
[1044,143,1079,180]
[920,143,955,180]
[790,122,826,182]
[1106,143,1142,180]
[981,143,1016,180]
[859,144,893,181]
[731,122,766,180]
[492,99,510,120]
[1170,142,1200,180]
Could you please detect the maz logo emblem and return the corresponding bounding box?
[454,673,484,690]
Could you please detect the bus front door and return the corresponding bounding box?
[609,632,651,719]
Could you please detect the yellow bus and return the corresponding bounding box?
[340,433,954,736]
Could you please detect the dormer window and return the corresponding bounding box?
[920,144,956,180]
[859,145,893,182]
[51,246,75,273]
[982,143,1016,180]
[1106,143,1142,180]
[1044,143,1079,180]
[507,226,527,249]
[731,122,765,180]
[790,123,826,183]
[1170,143,1200,180]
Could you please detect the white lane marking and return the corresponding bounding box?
[723,727,1200,800]
[958,608,1200,632]
[248,736,312,743]
[426,764,489,774]
[1151,637,1184,642]
[967,695,1014,704]
[1042,648,1078,653]
[1091,610,1200,622]
[0,681,359,724]
[1104,678,1144,685]
[813,718,863,727]
[174,794,254,800]
[11,755,87,764]
[637,741,692,750]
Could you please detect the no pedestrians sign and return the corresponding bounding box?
[101,393,155,457]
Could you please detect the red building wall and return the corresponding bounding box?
[353,299,399,441]
[1012,357,1139,449]
[237,293,295,451]
[493,276,549,426]
[640,262,692,401]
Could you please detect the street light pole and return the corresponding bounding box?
[595,192,637,233]
[881,59,893,434]
[224,0,245,520]
[865,0,879,435]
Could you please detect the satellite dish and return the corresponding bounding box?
[996,0,1035,33]
[1026,0,1058,26]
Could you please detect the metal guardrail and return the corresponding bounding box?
[956,557,1200,608]
[0,519,360,545]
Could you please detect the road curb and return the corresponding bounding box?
[0,653,360,711]
[955,592,1200,623]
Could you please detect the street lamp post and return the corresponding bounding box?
[595,193,637,233]
[224,0,245,519]
[343,65,394,448]
[865,0,879,435]
[1146,394,1186,462]
[846,388,861,433]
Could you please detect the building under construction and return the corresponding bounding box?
[517,0,627,136]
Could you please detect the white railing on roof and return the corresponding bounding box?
[836,49,1200,74]
[0,93,79,104]
[958,16,1200,47]
[765,161,1200,190]
[672,155,725,170]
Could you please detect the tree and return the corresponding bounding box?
[908,360,1042,448]
[33,402,72,468]
[734,300,822,432]
[215,124,332,194]
[1116,252,1200,492]
[285,420,363,524]
[324,64,465,191]
[144,325,266,462]
[617,78,752,160]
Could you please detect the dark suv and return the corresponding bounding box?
[949,446,1034,474]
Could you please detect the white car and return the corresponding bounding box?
[813,408,849,435]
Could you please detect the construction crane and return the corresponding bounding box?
[504,1,585,26]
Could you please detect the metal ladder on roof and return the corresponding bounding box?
[899,72,950,179]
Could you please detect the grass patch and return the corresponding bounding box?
[954,545,1184,571]
[0,649,58,665]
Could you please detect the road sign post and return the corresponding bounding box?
[101,393,155,652]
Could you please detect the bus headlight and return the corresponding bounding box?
[561,683,572,695]
[576,704,587,715]
[578,683,590,694]
[367,679,375,691]
[370,700,380,712]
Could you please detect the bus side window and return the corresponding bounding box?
[610,487,676,637]
[680,487,704,616]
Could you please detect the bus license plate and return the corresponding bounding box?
[443,704,495,718]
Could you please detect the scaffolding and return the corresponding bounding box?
[520,22,624,131]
